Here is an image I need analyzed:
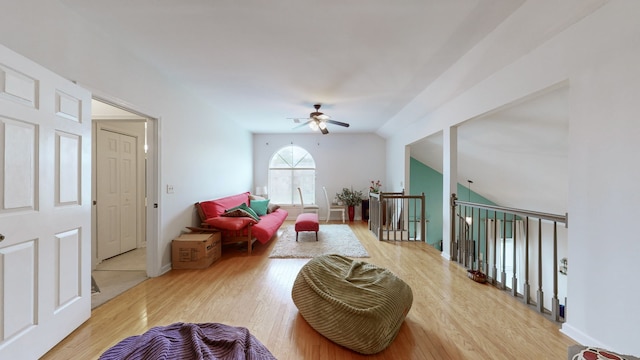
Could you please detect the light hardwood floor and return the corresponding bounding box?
[43,221,577,359]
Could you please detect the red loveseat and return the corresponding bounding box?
[193,192,288,255]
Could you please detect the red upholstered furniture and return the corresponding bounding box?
[192,192,288,255]
[295,213,319,241]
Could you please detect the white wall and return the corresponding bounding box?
[564,1,640,352]
[386,0,640,355]
[253,133,386,221]
[0,1,253,276]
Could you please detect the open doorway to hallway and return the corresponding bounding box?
[90,99,155,308]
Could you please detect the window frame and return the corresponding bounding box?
[268,145,316,205]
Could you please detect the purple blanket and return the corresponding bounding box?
[99,322,276,360]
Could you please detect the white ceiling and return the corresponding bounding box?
[69,0,569,213]
[61,0,524,134]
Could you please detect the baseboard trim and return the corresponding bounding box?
[561,322,606,348]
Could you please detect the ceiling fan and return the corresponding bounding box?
[292,104,350,135]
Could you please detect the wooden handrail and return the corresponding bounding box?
[454,198,567,226]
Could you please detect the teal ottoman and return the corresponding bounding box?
[291,254,413,354]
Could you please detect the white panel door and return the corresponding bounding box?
[96,129,137,260]
[0,45,91,359]
[118,132,137,252]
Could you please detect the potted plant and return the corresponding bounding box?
[369,180,382,194]
[336,187,364,221]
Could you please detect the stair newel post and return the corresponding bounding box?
[483,209,488,275]
[524,216,531,305]
[512,213,518,297]
[450,193,457,262]
[492,211,498,285]
[536,218,544,314]
[551,222,560,321]
[500,212,507,290]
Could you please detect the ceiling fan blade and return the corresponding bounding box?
[293,120,312,129]
[326,119,350,128]
[320,126,329,135]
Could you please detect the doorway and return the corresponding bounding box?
[90,98,159,308]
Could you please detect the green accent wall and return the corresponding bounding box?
[409,157,500,249]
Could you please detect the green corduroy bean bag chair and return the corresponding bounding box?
[291,254,413,355]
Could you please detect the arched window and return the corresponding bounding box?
[268,145,316,205]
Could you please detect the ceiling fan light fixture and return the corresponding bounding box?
[292,104,349,134]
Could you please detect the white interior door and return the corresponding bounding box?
[0,45,91,358]
[96,128,138,261]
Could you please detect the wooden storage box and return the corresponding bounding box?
[172,232,221,269]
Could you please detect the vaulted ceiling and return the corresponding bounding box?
[410,85,569,213]
[62,0,524,134]
[71,0,570,213]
